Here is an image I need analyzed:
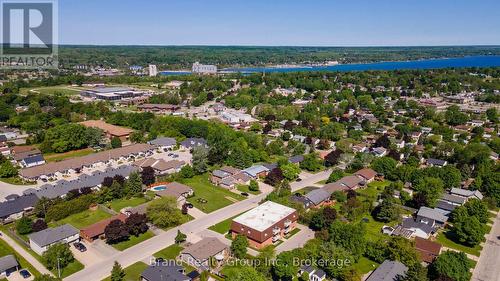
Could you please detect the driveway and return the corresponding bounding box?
[70,240,119,267]
[6,271,34,281]
[291,169,331,192]
[275,224,315,254]
[471,210,500,281]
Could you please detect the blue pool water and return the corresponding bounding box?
[151,185,166,191]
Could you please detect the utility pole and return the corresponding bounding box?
[57,257,61,278]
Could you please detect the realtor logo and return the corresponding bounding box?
[1,0,58,68]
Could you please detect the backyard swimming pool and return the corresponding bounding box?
[151,185,167,191]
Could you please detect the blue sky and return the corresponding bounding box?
[59,0,500,46]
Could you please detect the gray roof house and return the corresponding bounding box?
[299,265,326,281]
[426,158,447,167]
[417,207,448,226]
[304,189,331,207]
[366,260,408,281]
[148,137,177,148]
[180,138,207,149]
[180,237,228,271]
[0,255,19,275]
[288,155,305,164]
[242,165,270,178]
[450,188,483,200]
[141,264,191,281]
[441,193,467,206]
[28,224,80,255]
[0,194,39,223]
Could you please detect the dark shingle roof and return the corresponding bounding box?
[0,255,18,272]
[0,194,39,219]
[141,264,190,281]
[366,260,408,281]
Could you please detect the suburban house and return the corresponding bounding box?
[79,120,134,142]
[242,165,270,179]
[141,264,191,281]
[365,260,408,281]
[440,193,467,207]
[0,255,19,277]
[415,237,442,264]
[372,147,388,157]
[210,166,251,189]
[298,265,326,281]
[20,154,46,168]
[301,189,332,209]
[231,201,298,249]
[338,175,364,190]
[0,194,38,224]
[426,158,448,167]
[354,168,377,183]
[416,207,448,227]
[450,188,483,201]
[148,137,177,151]
[180,138,207,150]
[134,158,185,175]
[390,217,438,239]
[152,182,193,206]
[180,237,229,271]
[29,224,80,255]
[138,104,181,114]
[288,155,305,164]
[80,214,127,242]
[19,143,154,180]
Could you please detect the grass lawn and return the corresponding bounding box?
[357,215,391,241]
[48,209,111,229]
[111,231,155,251]
[353,257,379,274]
[102,261,149,281]
[0,238,41,277]
[58,260,85,279]
[436,230,482,256]
[284,227,301,238]
[357,180,390,199]
[108,197,148,212]
[236,184,261,195]
[180,175,244,213]
[44,148,95,162]
[153,244,184,259]
[0,177,35,185]
[316,179,327,185]
[20,86,82,96]
[208,212,246,234]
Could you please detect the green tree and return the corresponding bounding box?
[175,230,187,244]
[453,216,485,246]
[43,243,74,272]
[110,261,125,281]
[300,153,322,172]
[192,146,209,174]
[280,162,301,181]
[0,161,18,178]
[225,265,266,281]
[326,169,345,183]
[374,198,401,222]
[231,234,249,259]
[486,108,498,123]
[371,157,397,176]
[34,274,60,281]
[16,217,33,235]
[111,137,122,149]
[179,165,195,178]
[249,180,259,192]
[125,172,143,196]
[429,251,472,281]
[146,197,186,228]
[413,177,444,208]
[273,251,298,281]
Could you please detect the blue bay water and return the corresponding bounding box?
[161,56,500,75]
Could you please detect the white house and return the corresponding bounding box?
[28,224,80,255]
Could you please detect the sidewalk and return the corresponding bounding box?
[0,231,53,276]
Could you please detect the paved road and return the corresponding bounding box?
[291,169,331,192]
[65,171,327,281]
[471,210,500,281]
[0,181,38,201]
[0,231,53,276]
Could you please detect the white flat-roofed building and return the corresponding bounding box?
[149,64,158,77]
[231,201,297,249]
[192,62,217,74]
[80,87,146,101]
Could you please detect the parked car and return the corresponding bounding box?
[241,192,249,197]
[73,242,87,252]
[295,178,302,182]
[172,154,179,158]
[185,203,194,208]
[19,269,31,279]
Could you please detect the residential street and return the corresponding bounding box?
[64,171,330,281]
[471,211,500,281]
[0,231,53,276]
